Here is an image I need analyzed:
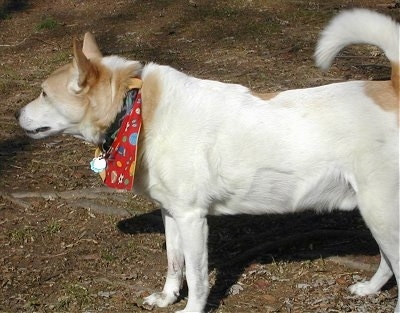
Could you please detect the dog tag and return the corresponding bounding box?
[90,156,107,173]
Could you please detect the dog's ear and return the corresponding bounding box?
[82,32,103,60]
[69,38,99,94]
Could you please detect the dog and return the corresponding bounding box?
[16,8,399,313]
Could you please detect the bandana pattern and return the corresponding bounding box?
[90,87,142,190]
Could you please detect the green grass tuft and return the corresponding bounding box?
[36,16,59,30]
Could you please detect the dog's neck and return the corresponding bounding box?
[100,78,143,152]
[91,77,143,190]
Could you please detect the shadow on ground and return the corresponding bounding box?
[0,135,33,178]
[118,209,379,311]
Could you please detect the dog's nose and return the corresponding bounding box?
[14,109,21,120]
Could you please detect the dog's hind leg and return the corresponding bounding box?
[143,209,185,308]
[352,179,399,312]
[349,250,394,295]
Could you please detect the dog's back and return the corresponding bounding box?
[140,30,398,218]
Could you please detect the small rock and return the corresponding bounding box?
[327,279,336,286]
[336,277,348,285]
[262,294,277,303]
[97,291,116,298]
[254,279,270,289]
[188,0,198,7]
[227,284,243,296]
[296,283,311,289]
[352,274,363,282]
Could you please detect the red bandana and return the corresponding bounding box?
[90,79,142,190]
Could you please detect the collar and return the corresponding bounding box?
[90,78,143,190]
[102,78,143,152]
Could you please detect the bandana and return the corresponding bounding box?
[90,78,142,190]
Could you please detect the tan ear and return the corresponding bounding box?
[82,32,103,59]
[70,38,98,94]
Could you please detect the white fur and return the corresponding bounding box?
[101,55,140,69]
[17,9,399,313]
[315,8,400,69]
[138,66,399,313]
[140,10,399,312]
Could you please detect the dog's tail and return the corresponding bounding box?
[315,9,399,91]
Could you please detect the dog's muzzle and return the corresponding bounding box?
[15,109,51,136]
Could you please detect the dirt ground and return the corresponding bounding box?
[0,1,399,312]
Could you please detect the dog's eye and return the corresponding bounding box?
[41,90,47,98]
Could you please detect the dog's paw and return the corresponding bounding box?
[143,291,177,308]
[348,281,378,296]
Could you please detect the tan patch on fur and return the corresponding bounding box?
[84,61,114,133]
[391,62,399,93]
[73,39,100,89]
[364,81,399,110]
[127,78,143,89]
[141,72,162,129]
[134,71,162,186]
[111,62,143,110]
[252,91,279,101]
[364,80,399,123]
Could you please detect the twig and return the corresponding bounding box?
[335,55,383,59]
[327,256,376,271]
[41,252,68,259]
[354,64,390,69]
[0,37,29,47]
[1,193,31,209]
[31,159,85,168]
[0,36,61,50]
[10,187,120,201]
[69,199,132,217]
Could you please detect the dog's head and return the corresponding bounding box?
[16,33,142,145]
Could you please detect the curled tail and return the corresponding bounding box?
[315,9,399,92]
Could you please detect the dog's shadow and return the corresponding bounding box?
[0,136,31,170]
[117,209,382,311]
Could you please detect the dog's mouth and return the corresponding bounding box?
[25,126,51,135]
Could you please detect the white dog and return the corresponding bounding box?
[17,9,399,312]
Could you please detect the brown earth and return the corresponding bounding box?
[0,1,399,312]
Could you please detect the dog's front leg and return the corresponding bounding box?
[175,211,209,313]
[143,210,209,312]
[144,209,184,308]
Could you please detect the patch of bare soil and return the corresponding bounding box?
[0,1,399,312]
